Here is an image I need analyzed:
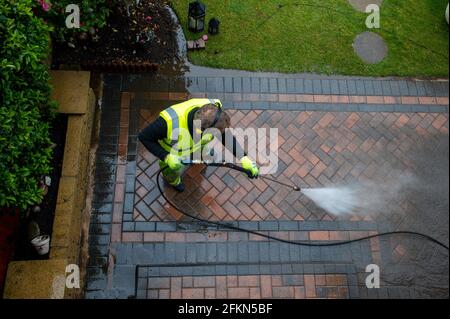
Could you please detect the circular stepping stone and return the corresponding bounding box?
[353,31,388,64]
[348,0,383,12]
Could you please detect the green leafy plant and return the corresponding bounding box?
[0,0,56,209]
[35,0,115,44]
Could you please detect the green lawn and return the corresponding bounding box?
[170,0,449,77]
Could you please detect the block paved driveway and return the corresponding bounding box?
[86,71,449,299]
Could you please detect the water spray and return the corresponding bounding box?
[158,161,449,251]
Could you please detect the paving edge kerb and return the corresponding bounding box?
[3,71,97,299]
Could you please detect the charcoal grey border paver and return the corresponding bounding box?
[124,219,380,233]
[183,76,449,97]
[221,102,448,113]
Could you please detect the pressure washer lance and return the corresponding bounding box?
[181,159,301,192]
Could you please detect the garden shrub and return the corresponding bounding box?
[35,0,115,44]
[0,0,56,209]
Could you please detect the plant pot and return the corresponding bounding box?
[27,221,41,241]
[30,235,50,255]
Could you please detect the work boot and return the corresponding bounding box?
[172,181,185,192]
[163,174,185,192]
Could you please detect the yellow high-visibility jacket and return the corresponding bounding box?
[158,98,222,156]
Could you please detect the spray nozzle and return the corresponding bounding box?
[293,186,301,192]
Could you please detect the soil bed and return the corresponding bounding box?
[51,0,178,69]
[14,114,68,261]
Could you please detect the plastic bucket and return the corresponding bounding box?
[31,235,50,255]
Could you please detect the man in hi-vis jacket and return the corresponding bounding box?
[138,98,259,192]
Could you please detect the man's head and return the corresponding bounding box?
[194,104,230,133]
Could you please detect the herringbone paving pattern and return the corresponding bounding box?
[133,107,448,223]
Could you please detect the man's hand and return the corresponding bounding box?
[241,156,259,179]
[165,154,183,171]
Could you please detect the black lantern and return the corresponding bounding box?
[208,18,220,35]
[188,1,206,33]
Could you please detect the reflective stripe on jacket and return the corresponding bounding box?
[158,98,222,156]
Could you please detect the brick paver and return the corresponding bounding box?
[86,73,449,299]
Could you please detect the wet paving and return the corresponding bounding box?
[85,48,449,299]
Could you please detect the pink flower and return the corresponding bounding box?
[37,0,51,12]
[145,16,152,22]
